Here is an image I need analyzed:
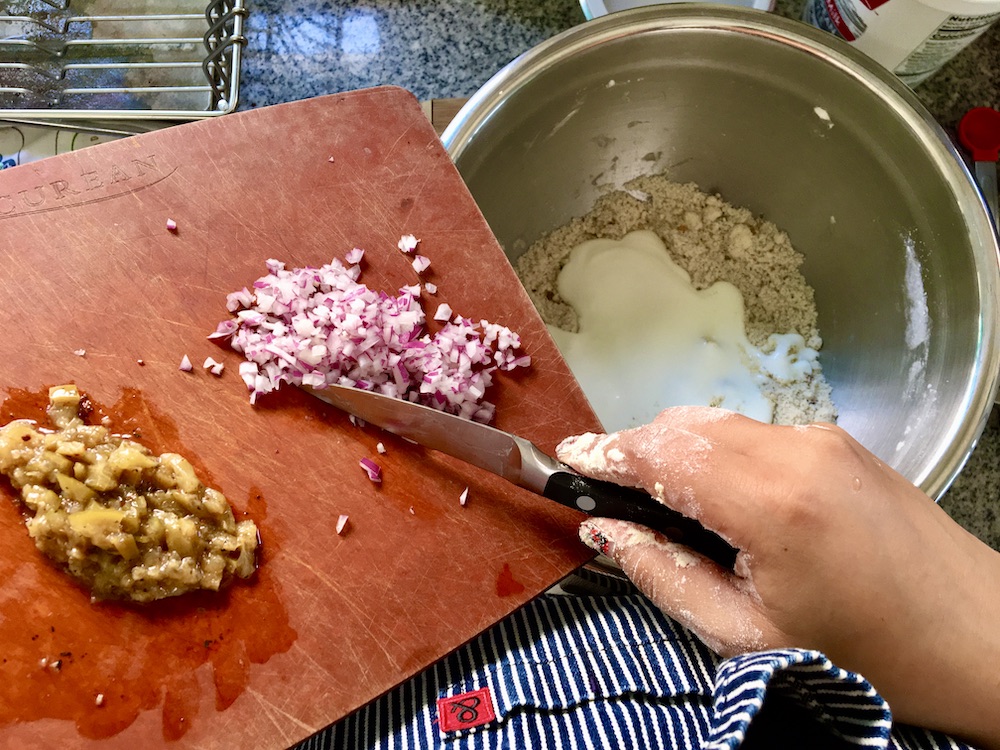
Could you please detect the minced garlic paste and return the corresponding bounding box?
[0,385,258,603]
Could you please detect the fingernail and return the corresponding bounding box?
[556,435,577,457]
[579,519,615,557]
[556,432,598,461]
[556,433,582,457]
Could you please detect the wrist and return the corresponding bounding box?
[882,526,1000,748]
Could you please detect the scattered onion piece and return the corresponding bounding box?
[360,457,382,483]
[166,218,178,232]
[73,348,86,357]
[411,255,430,274]
[336,515,349,535]
[459,487,469,507]
[204,357,225,376]
[179,355,193,372]
[376,442,386,454]
[433,303,453,322]
[424,283,437,294]
[409,506,415,515]
[328,156,336,163]
[345,247,364,265]
[398,234,419,254]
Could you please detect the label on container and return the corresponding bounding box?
[803,0,892,39]
[895,13,1000,81]
[803,0,868,41]
[803,0,1000,85]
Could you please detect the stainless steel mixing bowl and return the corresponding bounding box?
[442,6,1000,500]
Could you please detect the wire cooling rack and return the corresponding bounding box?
[1,0,247,120]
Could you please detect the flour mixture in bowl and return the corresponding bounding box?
[516,174,837,430]
[0,384,258,603]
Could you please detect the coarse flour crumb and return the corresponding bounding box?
[516,174,837,425]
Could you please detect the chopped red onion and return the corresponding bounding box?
[215,250,529,421]
[73,348,86,357]
[433,303,453,322]
[203,356,225,376]
[411,255,430,274]
[179,354,193,372]
[166,218,178,232]
[336,514,349,534]
[459,487,469,506]
[376,442,386,454]
[360,457,382,483]
[208,320,238,340]
[345,247,365,265]
[424,283,437,295]
[328,156,336,164]
[226,287,253,312]
[398,234,419,254]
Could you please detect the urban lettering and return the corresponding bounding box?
[0,155,167,220]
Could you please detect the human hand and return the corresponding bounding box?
[557,407,1000,747]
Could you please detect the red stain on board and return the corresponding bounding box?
[495,562,526,598]
[0,387,297,741]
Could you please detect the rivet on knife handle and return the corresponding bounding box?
[542,470,738,569]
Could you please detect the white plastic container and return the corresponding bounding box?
[802,0,1000,85]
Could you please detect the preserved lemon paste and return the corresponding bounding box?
[0,385,258,602]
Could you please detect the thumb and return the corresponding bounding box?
[581,518,774,657]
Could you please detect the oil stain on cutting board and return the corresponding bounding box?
[0,87,600,749]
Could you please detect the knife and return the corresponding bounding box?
[304,384,737,569]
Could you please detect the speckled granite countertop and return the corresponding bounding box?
[242,0,1000,549]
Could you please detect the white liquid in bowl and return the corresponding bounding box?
[548,230,818,431]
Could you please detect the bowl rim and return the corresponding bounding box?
[441,5,1000,501]
[580,0,773,21]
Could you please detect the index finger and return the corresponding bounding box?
[556,406,836,542]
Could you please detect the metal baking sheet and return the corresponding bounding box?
[1,0,246,120]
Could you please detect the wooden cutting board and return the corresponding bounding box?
[0,87,601,749]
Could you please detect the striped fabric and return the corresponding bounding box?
[707,649,892,748]
[295,586,976,750]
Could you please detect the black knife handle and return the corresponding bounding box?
[542,470,737,569]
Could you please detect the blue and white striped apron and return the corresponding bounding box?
[295,571,975,750]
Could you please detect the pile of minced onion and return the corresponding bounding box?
[212,246,529,423]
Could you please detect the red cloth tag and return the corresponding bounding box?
[437,687,496,732]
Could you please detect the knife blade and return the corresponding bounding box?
[304,384,737,569]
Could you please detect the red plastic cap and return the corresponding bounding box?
[959,107,1000,162]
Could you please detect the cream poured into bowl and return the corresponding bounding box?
[547,230,819,431]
